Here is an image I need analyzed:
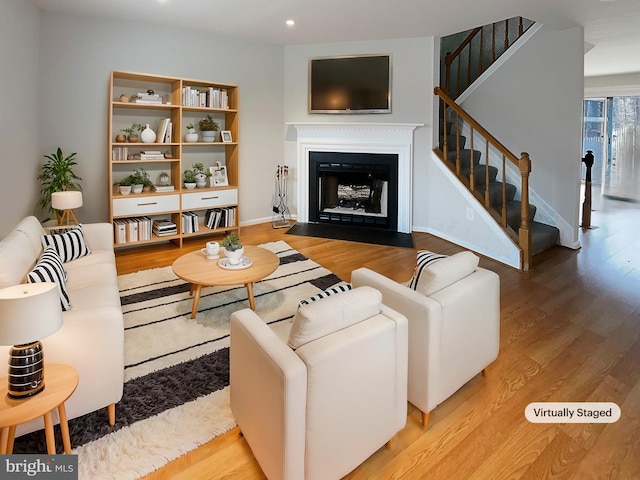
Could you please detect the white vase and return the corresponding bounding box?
[195,173,207,188]
[201,131,217,142]
[224,246,244,265]
[140,124,156,143]
[185,132,198,143]
[184,182,196,190]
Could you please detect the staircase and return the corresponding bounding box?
[435,87,560,271]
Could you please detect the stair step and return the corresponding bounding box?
[488,182,517,207]
[531,221,560,256]
[460,165,498,185]
[447,149,481,168]
[505,200,537,231]
[439,134,466,150]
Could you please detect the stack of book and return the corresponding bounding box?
[153,220,177,237]
[113,217,153,244]
[152,184,175,192]
[205,207,237,229]
[139,150,165,160]
[155,118,172,143]
[181,86,229,109]
[112,147,129,161]
[131,92,162,104]
[181,212,199,233]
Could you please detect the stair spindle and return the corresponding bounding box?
[519,153,532,271]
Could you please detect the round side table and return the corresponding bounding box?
[0,363,79,454]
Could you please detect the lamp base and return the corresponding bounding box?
[57,209,79,226]
[7,341,45,399]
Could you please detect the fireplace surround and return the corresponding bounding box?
[289,122,421,234]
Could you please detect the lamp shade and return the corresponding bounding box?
[0,283,63,345]
[51,190,83,210]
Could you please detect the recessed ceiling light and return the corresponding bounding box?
[286,19,295,27]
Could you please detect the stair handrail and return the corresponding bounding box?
[444,16,528,98]
[434,86,532,271]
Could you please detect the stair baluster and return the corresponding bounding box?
[519,153,532,270]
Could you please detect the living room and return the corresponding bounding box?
[2,0,640,479]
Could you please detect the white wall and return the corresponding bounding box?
[283,38,434,229]
[0,9,284,235]
[461,25,584,247]
[0,0,41,236]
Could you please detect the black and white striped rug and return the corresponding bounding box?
[13,241,345,479]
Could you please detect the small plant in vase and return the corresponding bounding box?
[121,123,144,143]
[116,175,134,195]
[192,162,212,188]
[221,232,244,265]
[183,169,197,189]
[133,168,153,192]
[198,115,220,142]
[185,124,198,143]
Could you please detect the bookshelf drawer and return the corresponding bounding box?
[113,194,180,216]
[182,188,237,210]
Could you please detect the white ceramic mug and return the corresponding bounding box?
[201,241,220,258]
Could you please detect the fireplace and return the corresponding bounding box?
[290,122,421,234]
[309,151,398,230]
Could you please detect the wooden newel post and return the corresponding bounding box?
[519,152,532,271]
[581,150,594,229]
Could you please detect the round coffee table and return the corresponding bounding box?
[172,245,280,318]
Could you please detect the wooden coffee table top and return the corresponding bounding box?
[172,245,280,287]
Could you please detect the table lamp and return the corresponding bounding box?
[51,190,83,226]
[0,283,63,399]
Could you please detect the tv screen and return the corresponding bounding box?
[309,54,391,114]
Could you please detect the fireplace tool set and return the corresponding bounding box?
[272,165,291,229]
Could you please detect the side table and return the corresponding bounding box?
[0,363,79,454]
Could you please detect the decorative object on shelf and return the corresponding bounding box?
[118,94,129,102]
[198,114,220,142]
[121,123,144,143]
[38,147,82,223]
[115,175,134,195]
[221,130,233,143]
[210,162,229,187]
[192,162,212,188]
[221,232,244,265]
[183,168,197,189]
[140,124,157,143]
[159,171,170,185]
[115,133,126,143]
[184,124,198,143]
[200,241,220,259]
[51,191,83,226]
[0,283,63,399]
[272,165,291,229]
[131,168,153,193]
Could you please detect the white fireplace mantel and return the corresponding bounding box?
[288,122,422,233]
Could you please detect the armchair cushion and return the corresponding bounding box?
[288,286,382,349]
[298,283,351,306]
[410,250,479,296]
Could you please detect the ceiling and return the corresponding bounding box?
[32,0,640,77]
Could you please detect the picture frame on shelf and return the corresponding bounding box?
[221,130,233,143]
[210,165,229,187]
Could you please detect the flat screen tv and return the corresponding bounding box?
[309,54,391,114]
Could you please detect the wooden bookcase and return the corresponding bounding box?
[108,70,239,248]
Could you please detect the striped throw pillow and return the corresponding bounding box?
[41,224,90,263]
[298,283,352,307]
[28,246,71,311]
[407,250,448,290]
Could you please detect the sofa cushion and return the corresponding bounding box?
[408,250,448,290]
[288,286,382,349]
[298,283,352,307]
[410,250,479,296]
[41,225,90,263]
[27,247,71,311]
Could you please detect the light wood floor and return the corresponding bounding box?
[115,195,640,480]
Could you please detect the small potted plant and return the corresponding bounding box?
[192,162,212,188]
[121,123,144,143]
[38,147,82,223]
[116,175,134,195]
[185,124,198,143]
[198,115,220,142]
[133,168,153,192]
[221,232,244,265]
[183,169,197,189]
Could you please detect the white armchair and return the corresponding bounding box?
[351,252,500,426]
[230,286,408,480]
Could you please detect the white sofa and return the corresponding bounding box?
[352,252,500,425]
[0,216,124,436]
[230,286,408,480]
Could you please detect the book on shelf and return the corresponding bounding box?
[181,211,199,234]
[112,147,129,161]
[164,122,172,143]
[153,219,177,237]
[152,184,175,192]
[141,150,162,155]
[138,153,165,160]
[155,118,171,144]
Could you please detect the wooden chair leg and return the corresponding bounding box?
[481,368,487,378]
[422,411,430,426]
[386,435,395,449]
[108,403,116,426]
